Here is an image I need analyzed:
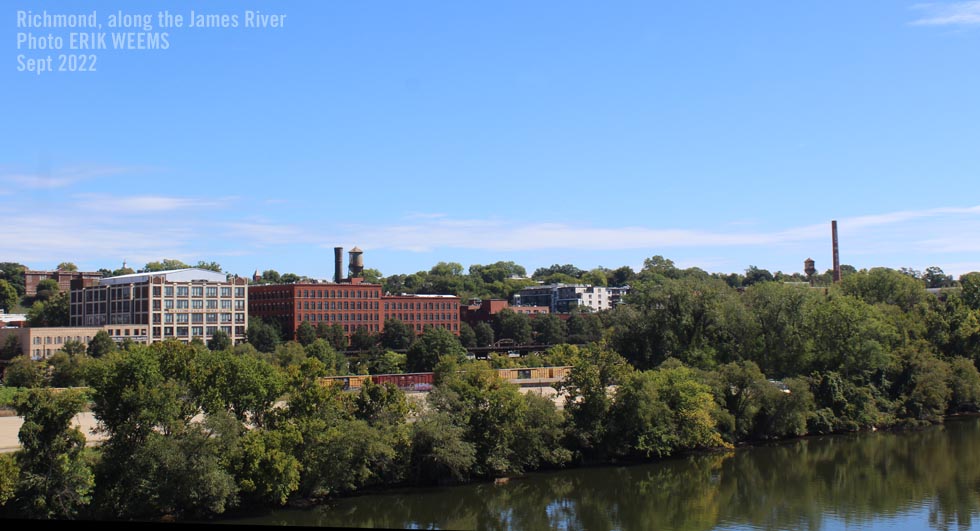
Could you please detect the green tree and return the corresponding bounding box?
[474,321,495,347]
[3,356,46,388]
[458,322,477,348]
[0,279,18,312]
[1,335,21,361]
[194,261,223,273]
[0,453,18,507]
[322,323,348,351]
[805,295,898,381]
[56,262,78,272]
[840,267,927,312]
[247,317,281,354]
[142,259,190,272]
[380,319,415,350]
[34,279,60,302]
[48,351,90,388]
[87,330,116,358]
[886,342,951,424]
[231,424,301,506]
[406,326,466,373]
[260,270,281,284]
[960,272,980,311]
[556,344,632,460]
[12,388,93,519]
[190,348,285,426]
[532,314,567,345]
[349,327,377,352]
[494,308,532,345]
[207,329,232,351]
[26,292,69,326]
[0,262,27,297]
[305,339,346,375]
[60,339,86,357]
[948,357,980,413]
[295,321,316,347]
[608,363,729,459]
[408,411,476,484]
[923,266,954,289]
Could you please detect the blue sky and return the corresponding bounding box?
[4,1,980,280]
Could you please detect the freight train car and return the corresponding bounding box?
[322,366,571,392]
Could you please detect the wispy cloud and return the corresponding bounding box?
[73,194,230,213]
[0,165,139,189]
[910,2,980,25]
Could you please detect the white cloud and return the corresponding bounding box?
[910,2,980,25]
[0,165,139,189]
[73,194,229,213]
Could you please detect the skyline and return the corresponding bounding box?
[5,1,980,279]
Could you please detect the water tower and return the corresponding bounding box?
[349,247,364,278]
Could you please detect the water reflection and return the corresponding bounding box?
[224,417,980,531]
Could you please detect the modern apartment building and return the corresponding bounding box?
[70,268,248,345]
[513,283,630,313]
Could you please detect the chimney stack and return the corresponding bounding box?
[334,247,344,283]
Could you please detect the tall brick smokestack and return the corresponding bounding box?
[832,220,841,283]
[334,247,344,283]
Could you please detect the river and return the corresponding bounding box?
[218,416,980,530]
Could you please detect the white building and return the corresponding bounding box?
[70,268,248,345]
[513,283,630,313]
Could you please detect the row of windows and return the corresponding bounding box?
[298,289,379,299]
[383,313,458,322]
[157,299,243,310]
[153,313,243,324]
[384,301,459,311]
[298,301,379,311]
[159,286,243,298]
[298,313,379,323]
[152,325,244,338]
[32,335,94,345]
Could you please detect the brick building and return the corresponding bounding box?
[382,294,461,334]
[24,269,101,296]
[460,298,549,326]
[0,326,104,360]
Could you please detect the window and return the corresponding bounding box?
[192,326,204,337]
[176,314,189,323]
[221,300,232,309]
[192,300,204,309]
[192,314,203,324]
[177,300,189,309]
[177,286,189,297]
[206,313,218,323]
[206,287,217,297]
[192,287,204,297]
[235,287,245,297]
[206,326,217,335]
[177,327,189,337]
[235,313,245,323]
[165,286,174,297]
[207,300,218,309]
[153,286,161,296]
[164,299,174,309]
[221,287,231,297]
[221,314,232,323]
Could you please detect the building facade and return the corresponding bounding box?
[24,269,101,296]
[249,279,384,338]
[513,283,630,313]
[459,298,549,326]
[0,326,104,360]
[249,281,462,338]
[382,294,461,334]
[70,269,248,345]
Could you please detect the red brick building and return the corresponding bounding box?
[460,298,549,326]
[249,279,383,338]
[25,269,101,296]
[382,294,461,334]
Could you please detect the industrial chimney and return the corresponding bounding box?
[832,220,841,283]
[334,247,344,283]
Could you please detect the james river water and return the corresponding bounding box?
[217,416,980,531]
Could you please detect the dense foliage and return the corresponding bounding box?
[2,259,980,522]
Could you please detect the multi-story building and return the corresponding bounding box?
[459,298,549,326]
[382,294,461,334]
[70,268,248,345]
[249,279,383,338]
[24,269,101,296]
[248,281,462,339]
[513,283,630,313]
[0,326,104,360]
